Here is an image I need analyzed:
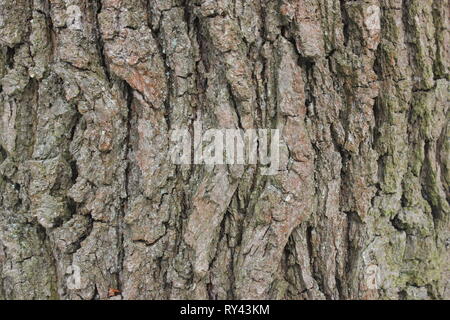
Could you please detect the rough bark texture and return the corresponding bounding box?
[0,0,448,300]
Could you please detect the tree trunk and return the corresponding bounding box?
[0,0,448,300]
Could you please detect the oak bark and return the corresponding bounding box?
[0,0,448,300]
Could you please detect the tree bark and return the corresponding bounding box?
[0,0,448,300]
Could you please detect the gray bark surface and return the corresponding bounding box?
[0,0,448,300]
